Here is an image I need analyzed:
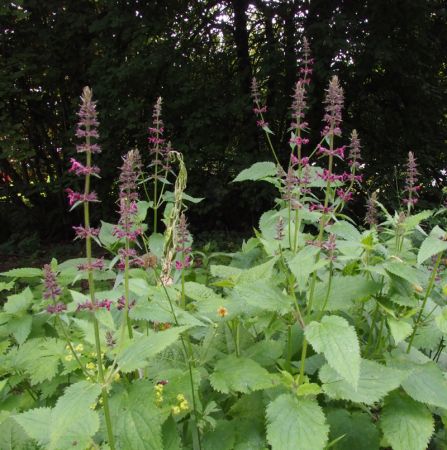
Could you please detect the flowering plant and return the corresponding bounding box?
[1,40,447,450]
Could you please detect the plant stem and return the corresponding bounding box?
[83,133,115,450]
[153,268,202,450]
[406,252,443,353]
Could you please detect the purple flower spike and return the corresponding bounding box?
[43,264,62,300]
[404,151,420,209]
[322,76,344,137]
[348,130,362,168]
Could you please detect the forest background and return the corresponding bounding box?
[1,0,446,255]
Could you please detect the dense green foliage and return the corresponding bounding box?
[1,55,447,448]
[1,0,446,245]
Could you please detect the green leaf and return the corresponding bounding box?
[400,361,447,409]
[435,307,447,333]
[0,268,42,278]
[4,287,33,314]
[210,265,242,279]
[287,246,324,290]
[110,381,163,450]
[10,315,32,345]
[13,337,65,385]
[148,232,165,259]
[326,409,380,450]
[203,420,236,450]
[0,415,35,450]
[0,281,14,292]
[327,220,361,241]
[384,262,425,286]
[417,235,447,265]
[387,317,413,344]
[313,276,381,311]
[232,281,291,314]
[162,416,181,450]
[136,200,151,222]
[184,281,223,303]
[237,257,277,285]
[15,381,101,450]
[266,394,329,450]
[117,326,189,372]
[305,315,360,389]
[380,391,434,450]
[14,407,53,447]
[98,221,119,248]
[233,161,277,182]
[210,355,275,394]
[320,359,405,405]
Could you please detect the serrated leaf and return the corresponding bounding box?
[49,381,101,450]
[110,381,163,450]
[327,409,380,450]
[266,394,329,450]
[0,281,14,291]
[313,276,381,311]
[305,315,360,389]
[4,287,33,314]
[184,282,223,302]
[418,235,447,265]
[380,391,434,450]
[0,268,42,278]
[233,162,277,182]
[16,381,101,450]
[98,221,119,248]
[0,415,35,450]
[232,281,291,314]
[14,337,65,385]
[237,257,277,285]
[388,317,413,344]
[210,355,275,394]
[320,359,405,405]
[327,221,361,241]
[117,326,188,372]
[10,315,32,345]
[400,361,447,409]
[384,262,425,286]
[14,407,52,447]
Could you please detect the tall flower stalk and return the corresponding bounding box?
[148,98,171,233]
[403,151,420,214]
[113,149,142,341]
[69,87,115,450]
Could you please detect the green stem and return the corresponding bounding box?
[56,315,90,377]
[406,252,443,353]
[153,268,202,450]
[83,132,115,450]
[298,131,335,385]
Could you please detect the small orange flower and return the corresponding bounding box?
[217,306,228,318]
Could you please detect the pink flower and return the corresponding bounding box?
[66,188,99,207]
[68,158,100,176]
[72,225,100,239]
[336,189,353,202]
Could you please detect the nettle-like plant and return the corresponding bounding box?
[1,39,447,450]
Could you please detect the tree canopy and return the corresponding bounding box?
[1,0,446,242]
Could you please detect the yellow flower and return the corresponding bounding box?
[86,362,96,370]
[75,344,84,353]
[90,352,97,358]
[179,400,189,411]
[65,354,73,362]
[90,403,97,410]
[217,306,228,318]
[155,384,164,393]
[176,394,186,402]
[65,345,70,351]
[171,406,181,415]
[114,373,121,382]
